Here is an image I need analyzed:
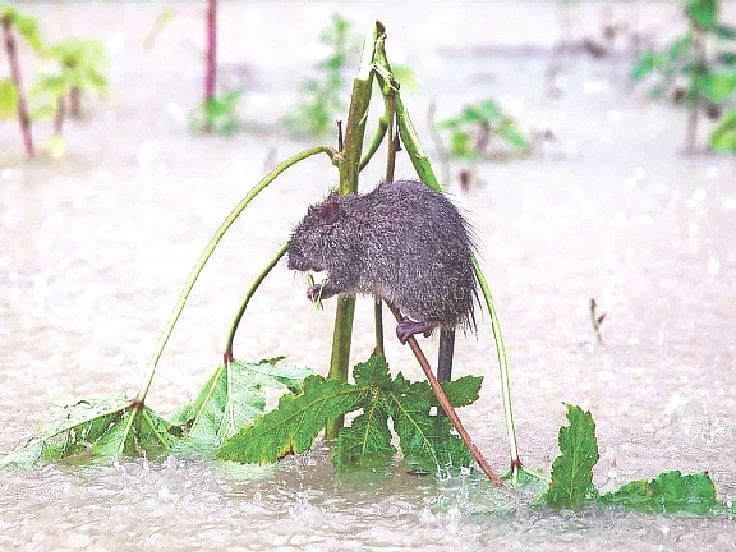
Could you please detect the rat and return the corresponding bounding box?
[287,178,478,381]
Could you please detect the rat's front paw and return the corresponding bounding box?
[307,285,323,302]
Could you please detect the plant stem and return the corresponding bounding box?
[135,146,337,403]
[590,298,604,346]
[204,0,217,132]
[224,241,290,362]
[325,22,377,440]
[386,302,503,486]
[2,15,33,157]
[373,37,522,475]
[686,28,704,153]
[472,257,521,477]
[69,86,81,118]
[54,96,65,136]
[358,113,387,171]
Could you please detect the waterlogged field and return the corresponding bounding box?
[1,2,736,551]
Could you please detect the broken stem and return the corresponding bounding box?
[136,145,338,403]
[386,302,503,486]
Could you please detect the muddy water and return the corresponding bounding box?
[1,2,735,551]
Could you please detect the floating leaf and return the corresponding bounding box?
[0,79,18,119]
[0,398,178,469]
[599,471,724,515]
[539,404,599,509]
[173,357,312,452]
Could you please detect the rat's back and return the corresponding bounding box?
[353,179,477,329]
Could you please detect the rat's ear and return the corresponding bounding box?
[319,198,340,225]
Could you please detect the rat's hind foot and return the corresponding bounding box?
[396,319,438,344]
[307,283,340,302]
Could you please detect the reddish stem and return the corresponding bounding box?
[204,0,217,132]
[69,86,81,117]
[386,303,503,486]
[54,96,65,135]
[2,16,33,157]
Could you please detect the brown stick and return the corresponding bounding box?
[386,303,503,486]
[2,15,33,157]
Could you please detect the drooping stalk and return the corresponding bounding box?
[204,0,217,132]
[2,15,33,157]
[224,241,290,362]
[135,146,337,402]
[325,22,377,440]
[373,36,523,477]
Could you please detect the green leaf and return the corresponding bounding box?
[333,400,394,470]
[218,354,481,473]
[668,35,694,62]
[12,12,44,53]
[631,51,657,81]
[709,107,736,152]
[0,79,17,119]
[540,404,599,509]
[1,398,178,468]
[462,99,502,124]
[686,0,718,30]
[93,405,179,459]
[702,72,736,103]
[498,121,530,152]
[599,471,724,515]
[216,375,369,464]
[439,375,483,408]
[384,374,472,472]
[173,358,312,452]
[450,130,474,158]
[714,24,736,40]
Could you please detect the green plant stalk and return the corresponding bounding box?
[135,145,337,403]
[358,113,387,171]
[325,22,377,440]
[373,43,522,476]
[224,241,290,362]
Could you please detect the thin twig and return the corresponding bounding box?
[589,298,605,346]
[386,303,503,486]
[2,15,33,157]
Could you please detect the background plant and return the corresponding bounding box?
[632,0,736,152]
[1,3,43,157]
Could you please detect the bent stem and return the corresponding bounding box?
[135,146,337,403]
[224,241,290,362]
[359,113,387,171]
[325,22,377,440]
[386,303,503,486]
[373,37,522,477]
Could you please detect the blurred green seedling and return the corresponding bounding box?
[189,89,243,135]
[632,0,736,152]
[1,3,44,157]
[435,99,530,161]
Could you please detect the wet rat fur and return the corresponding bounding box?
[288,179,477,333]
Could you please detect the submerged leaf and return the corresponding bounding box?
[540,404,599,509]
[173,358,312,452]
[599,471,724,515]
[0,398,178,468]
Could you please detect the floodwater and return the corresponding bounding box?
[1,1,735,550]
